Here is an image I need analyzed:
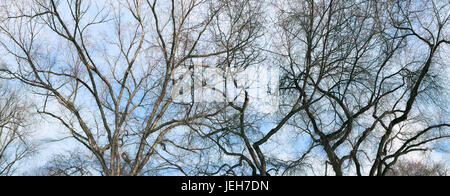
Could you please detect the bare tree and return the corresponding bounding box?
[0,0,264,176]
[0,81,35,176]
[0,0,448,176]
[141,0,270,176]
[270,0,450,176]
[386,159,448,176]
[31,149,94,176]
